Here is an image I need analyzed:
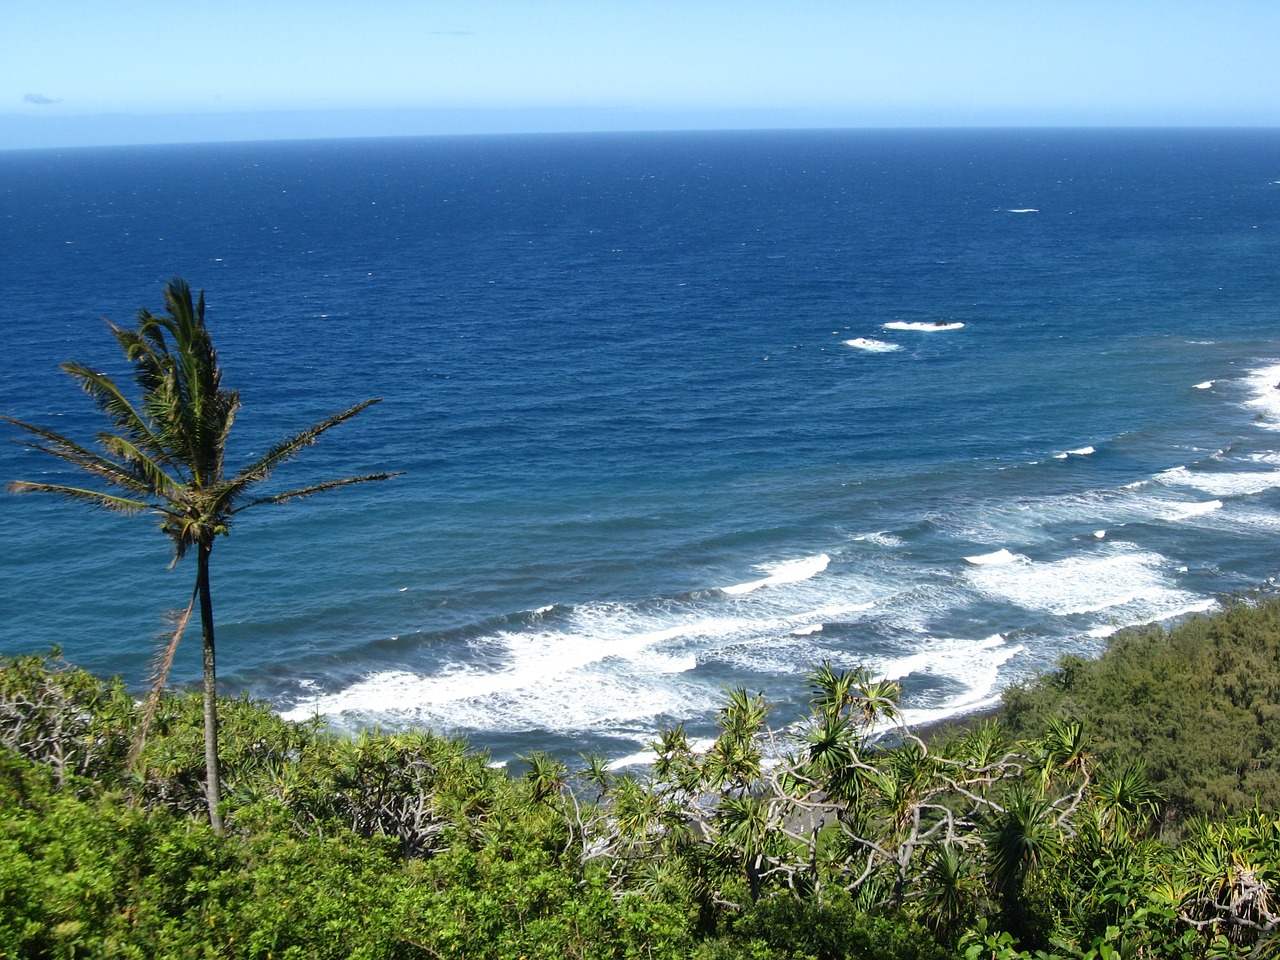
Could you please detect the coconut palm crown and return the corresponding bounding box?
[2,278,400,832]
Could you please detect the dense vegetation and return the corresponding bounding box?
[4,598,1280,958]
[1000,596,1280,823]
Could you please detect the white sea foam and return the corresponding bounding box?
[964,548,1020,565]
[853,532,905,548]
[1157,465,1280,497]
[1164,499,1223,521]
[607,748,656,771]
[883,321,965,332]
[1243,362,1280,428]
[1213,506,1280,533]
[898,695,1004,730]
[281,595,750,734]
[282,602,748,731]
[282,551,887,740]
[876,633,1009,682]
[1081,597,1218,642]
[281,664,707,738]
[607,736,722,771]
[874,634,1023,732]
[965,547,1200,617]
[1193,381,1214,389]
[1007,208,1039,214]
[844,337,902,353]
[793,600,877,622]
[722,554,830,595]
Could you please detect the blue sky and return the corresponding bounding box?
[3,0,1278,148]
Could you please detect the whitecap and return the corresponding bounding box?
[1055,445,1095,459]
[791,624,824,636]
[883,321,965,332]
[876,633,1008,682]
[1164,499,1223,521]
[844,337,902,353]
[722,553,831,595]
[1218,507,1280,533]
[1193,381,1214,389]
[1007,208,1039,214]
[1242,361,1280,429]
[1157,465,1280,497]
[964,547,1020,565]
[607,748,656,771]
[788,600,876,626]
[281,656,707,737]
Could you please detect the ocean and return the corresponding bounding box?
[1,128,1278,765]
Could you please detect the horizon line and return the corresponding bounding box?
[4,105,1279,152]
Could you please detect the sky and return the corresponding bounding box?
[2,0,1278,149]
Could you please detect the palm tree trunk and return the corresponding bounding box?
[197,541,225,835]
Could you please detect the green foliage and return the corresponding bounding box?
[6,591,1280,960]
[1000,595,1280,821]
[703,893,946,960]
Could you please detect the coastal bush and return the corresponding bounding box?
[0,649,134,789]
[999,595,1280,821]
[701,895,947,960]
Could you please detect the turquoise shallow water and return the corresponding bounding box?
[2,129,1279,763]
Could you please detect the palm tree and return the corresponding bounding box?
[2,278,399,833]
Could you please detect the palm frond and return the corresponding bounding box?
[60,359,167,460]
[128,585,198,769]
[2,414,160,498]
[224,398,385,493]
[6,480,157,515]
[232,471,403,512]
[96,434,187,500]
[132,282,236,488]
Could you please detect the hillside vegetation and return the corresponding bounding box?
[4,598,1280,958]
[999,595,1280,821]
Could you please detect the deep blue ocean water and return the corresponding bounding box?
[2,128,1279,764]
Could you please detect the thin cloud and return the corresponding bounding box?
[24,93,59,105]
